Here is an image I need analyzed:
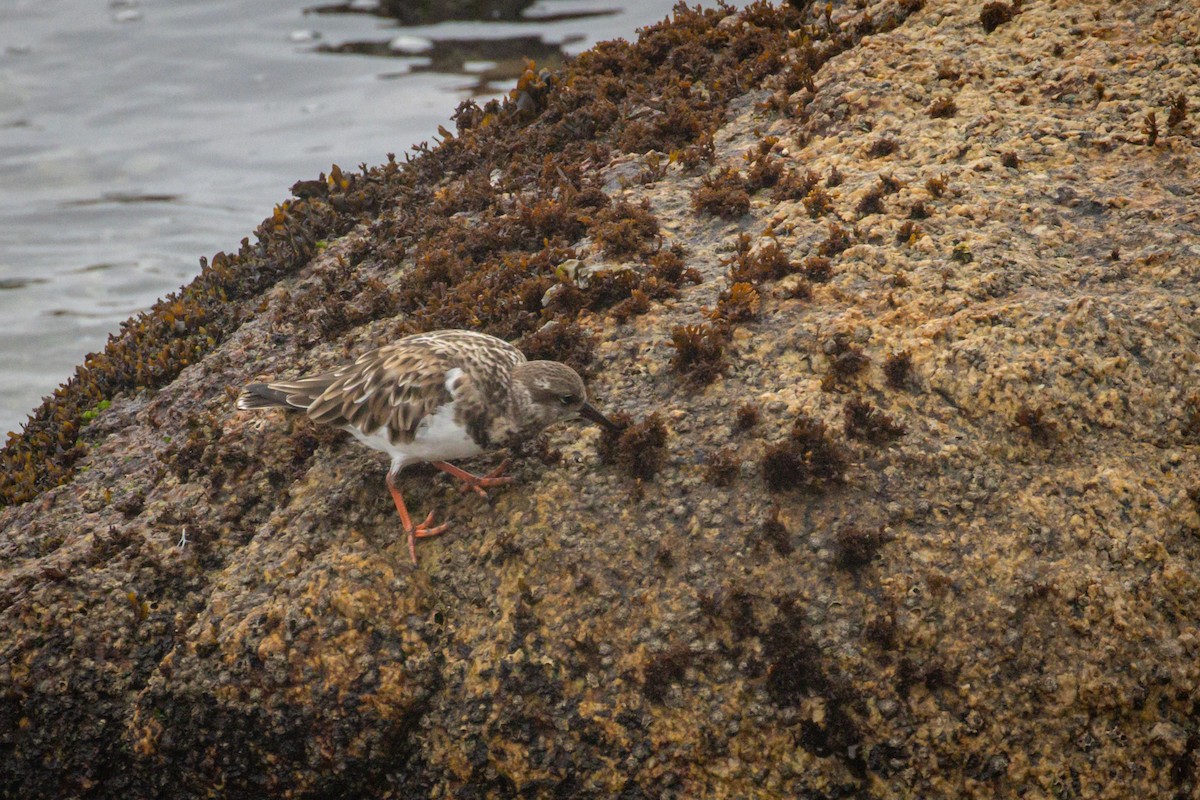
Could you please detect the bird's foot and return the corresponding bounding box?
[433,459,514,498]
[406,511,449,565]
[466,460,514,496]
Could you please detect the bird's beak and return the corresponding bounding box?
[580,402,621,433]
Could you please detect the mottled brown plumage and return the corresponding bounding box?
[245,330,524,448]
[236,330,617,564]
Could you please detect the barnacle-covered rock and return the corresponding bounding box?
[2,1,1198,798]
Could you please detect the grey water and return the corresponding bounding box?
[0,0,724,437]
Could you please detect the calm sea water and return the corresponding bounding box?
[0,0,728,436]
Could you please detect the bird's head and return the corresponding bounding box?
[513,361,620,435]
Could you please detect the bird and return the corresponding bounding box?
[236,329,619,564]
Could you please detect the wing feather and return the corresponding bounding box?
[289,330,525,445]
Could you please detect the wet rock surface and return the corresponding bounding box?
[2,1,1199,797]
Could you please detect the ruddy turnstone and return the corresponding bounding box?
[236,329,618,564]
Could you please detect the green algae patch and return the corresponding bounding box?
[80,400,111,424]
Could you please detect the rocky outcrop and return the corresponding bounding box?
[2,1,1198,797]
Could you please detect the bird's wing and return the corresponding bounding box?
[299,331,524,445]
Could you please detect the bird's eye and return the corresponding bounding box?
[560,394,577,405]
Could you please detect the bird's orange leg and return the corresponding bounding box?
[431,459,513,498]
[386,470,448,565]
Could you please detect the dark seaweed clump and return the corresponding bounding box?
[802,256,833,283]
[759,593,869,779]
[734,402,760,431]
[591,198,661,258]
[816,224,855,258]
[597,412,668,481]
[705,446,741,487]
[803,185,835,218]
[762,414,848,492]
[692,166,751,218]
[1014,405,1058,446]
[927,95,957,119]
[518,321,595,376]
[546,246,699,324]
[669,323,730,384]
[279,253,399,345]
[821,334,870,391]
[832,525,890,569]
[884,351,914,390]
[744,137,784,191]
[843,398,906,443]
[1167,93,1189,131]
[855,184,886,217]
[761,508,793,555]
[726,235,798,284]
[713,282,761,323]
[980,1,1016,33]
[867,137,898,158]
[771,168,822,202]
[641,644,691,703]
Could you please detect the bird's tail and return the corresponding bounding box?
[236,382,305,412]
